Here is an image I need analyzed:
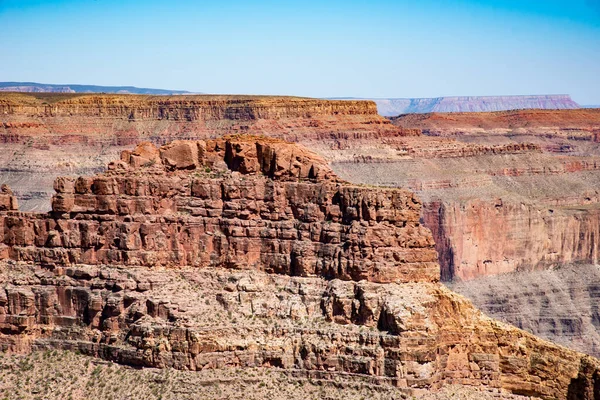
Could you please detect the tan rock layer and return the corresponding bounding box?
[0,263,599,399]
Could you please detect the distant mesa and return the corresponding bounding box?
[0,81,193,95]
[334,95,581,116]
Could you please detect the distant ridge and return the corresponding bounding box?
[0,82,193,95]
[332,95,581,116]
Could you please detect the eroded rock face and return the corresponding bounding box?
[423,200,600,281]
[0,262,599,399]
[447,264,600,359]
[0,138,438,284]
[0,93,405,211]
[0,184,18,212]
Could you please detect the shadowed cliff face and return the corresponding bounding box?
[1,138,600,399]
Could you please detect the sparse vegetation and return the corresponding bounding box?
[0,350,532,400]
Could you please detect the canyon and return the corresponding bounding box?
[330,107,600,363]
[1,137,600,399]
[2,92,600,398]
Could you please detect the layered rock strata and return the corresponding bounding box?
[330,108,600,281]
[0,93,404,211]
[391,108,600,140]
[0,138,437,284]
[3,262,600,399]
[423,200,600,281]
[326,108,600,363]
[447,264,600,359]
[0,138,600,399]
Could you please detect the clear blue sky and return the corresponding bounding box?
[1,0,599,103]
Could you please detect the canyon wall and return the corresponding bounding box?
[448,264,600,359]
[0,138,438,284]
[3,93,600,374]
[326,108,600,364]
[1,138,600,399]
[423,201,600,281]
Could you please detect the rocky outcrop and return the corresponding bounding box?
[355,95,581,116]
[1,261,600,399]
[0,138,438,284]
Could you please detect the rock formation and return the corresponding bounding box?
[3,93,600,376]
[447,264,600,359]
[363,95,581,116]
[0,138,600,399]
[331,108,600,281]
[1,137,437,283]
[0,93,402,211]
[391,108,600,136]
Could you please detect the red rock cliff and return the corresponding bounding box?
[0,137,438,284]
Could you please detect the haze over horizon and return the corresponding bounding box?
[1,0,599,104]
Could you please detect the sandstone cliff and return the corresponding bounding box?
[0,138,599,399]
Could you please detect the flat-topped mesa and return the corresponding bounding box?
[0,93,406,143]
[0,138,439,283]
[0,94,378,120]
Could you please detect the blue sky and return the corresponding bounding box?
[1,0,599,103]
